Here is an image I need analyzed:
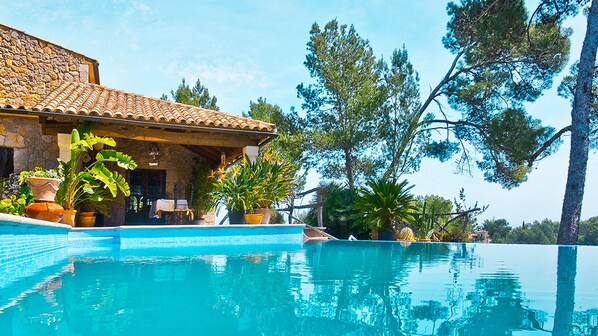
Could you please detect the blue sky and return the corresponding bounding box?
[1,0,595,225]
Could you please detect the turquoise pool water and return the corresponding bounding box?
[1,241,597,335]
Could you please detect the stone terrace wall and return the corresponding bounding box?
[0,115,59,171]
[0,24,97,108]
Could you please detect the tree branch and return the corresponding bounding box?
[424,119,487,132]
[526,125,572,166]
[418,49,466,117]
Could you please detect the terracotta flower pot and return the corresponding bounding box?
[24,202,64,223]
[244,213,264,225]
[253,208,272,224]
[26,177,62,202]
[77,212,96,227]
[61,209,77,226]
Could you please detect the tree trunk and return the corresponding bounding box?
[344,148,355,189]
[558,0,598,245]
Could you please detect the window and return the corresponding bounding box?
[0,147,14,179]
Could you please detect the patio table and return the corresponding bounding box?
[149,199,194,224]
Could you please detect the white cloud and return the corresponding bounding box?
[169,58,269,89]
[123,0,154,19]
[157,58,271,114]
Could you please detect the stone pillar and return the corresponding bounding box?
[243,146,259,163]
[57,133,71,162]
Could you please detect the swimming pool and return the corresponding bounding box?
[1,240,597,335]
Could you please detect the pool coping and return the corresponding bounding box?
[71,224,305,230]
[1,213,305,231]
[0,213,72,230]
[1,213,306,250]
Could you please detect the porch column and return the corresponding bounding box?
[243,146,259,163]
[57,133,71,162]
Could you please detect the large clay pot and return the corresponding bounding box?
[228,209,245,224]
[24,202,64,222]
[253,208,272,224]
[26,177,62,202]
[77,212,96,227]
[244,213,264,225]
[61,209,77,226]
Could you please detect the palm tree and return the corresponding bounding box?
[353,179,417,240]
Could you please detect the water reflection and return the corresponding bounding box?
[438,272,548,335]
[0,242,597,335]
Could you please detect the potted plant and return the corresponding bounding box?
[19,167,62,202]
[212,153,297,225]
[212,155,277,224]
[56,129,137,226]
[251,152,297,224]
[189,158,218,224]
[212,159,259,224]
[17,168,64,222]
[353,179,417,241]
[77,202,97,227]
[77,192,110,227]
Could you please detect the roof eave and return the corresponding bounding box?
[0,107,278,144]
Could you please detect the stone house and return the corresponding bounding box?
[0,24,276,226]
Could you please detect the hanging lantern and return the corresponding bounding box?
[148,143,160,166]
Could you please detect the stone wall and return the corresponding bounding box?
[0,24,97,108]
[0,115,59,171]
[104,139,201,226]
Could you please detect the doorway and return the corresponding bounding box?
[125,169,166,225]
[0,147,14,178]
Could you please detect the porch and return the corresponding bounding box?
[0,82,276,226]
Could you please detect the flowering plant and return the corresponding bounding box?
[211,153,298,213]
[211,157,261,212]
[0,195,28,215]
[252,152,297,208]
[0,173,33,215]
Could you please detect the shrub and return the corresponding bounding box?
[304,183,369,239]
[0,172,34,216]
[0,194,27,215]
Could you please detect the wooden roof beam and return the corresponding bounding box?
[41,122,262,148]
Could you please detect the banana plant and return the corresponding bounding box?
[56,129,137,210]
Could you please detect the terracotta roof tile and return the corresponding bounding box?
[2,81,275,133]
